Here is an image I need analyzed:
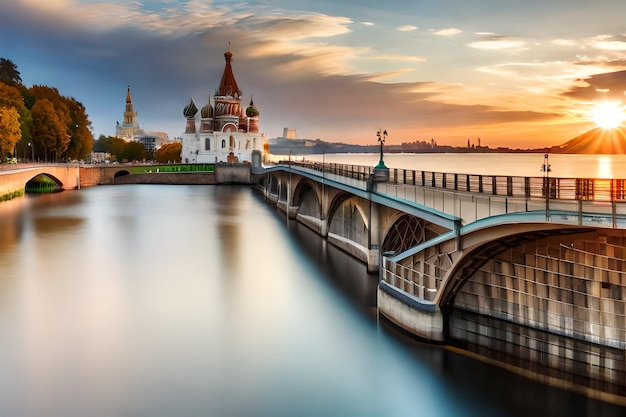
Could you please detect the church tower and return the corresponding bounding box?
[116,85,142,141]
[124,86,138,127]
[213,50,242,132]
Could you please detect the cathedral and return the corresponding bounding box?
[180,50,267,165]
[116,86,169,153]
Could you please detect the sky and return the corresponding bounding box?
[2,0,626,149]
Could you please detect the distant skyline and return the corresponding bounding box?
[2,0,626,148]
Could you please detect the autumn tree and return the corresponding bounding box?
[65,98,93,160]
[30,85,93,161]
[31,99,68,162]
[0,106,21,159]
[154,141,181,163]
[0,81,33,159]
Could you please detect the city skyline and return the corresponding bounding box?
[2,0,626,148]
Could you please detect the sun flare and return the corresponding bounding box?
[588,100,626,130]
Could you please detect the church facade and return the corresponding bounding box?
[180,50,267,165]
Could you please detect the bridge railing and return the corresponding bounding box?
[381,256,440,302]
[281,160,626,203]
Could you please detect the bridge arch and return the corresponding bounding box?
[292,179,321,218]
[25,173,64,193]
[114,170,130,178]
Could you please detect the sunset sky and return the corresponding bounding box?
[2,0,626,148]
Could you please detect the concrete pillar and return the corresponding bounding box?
[367,201,381,273]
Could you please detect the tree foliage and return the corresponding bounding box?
[93,135,148,162]
[31,99,68,162]
[155,141,181,163]
[0,58,22,85]
[0,106,21,159]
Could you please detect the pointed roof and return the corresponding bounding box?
[126,85,132,104]
[217,50,241,97]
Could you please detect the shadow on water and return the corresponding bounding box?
[253,192,626,417]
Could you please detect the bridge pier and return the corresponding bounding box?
[378,281,444,342]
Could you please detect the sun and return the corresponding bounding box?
[588,100,626,129]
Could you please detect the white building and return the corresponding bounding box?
[180,50,267,166]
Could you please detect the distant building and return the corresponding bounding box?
[282,128,297,139]
[115,86,169,153]
[179,50,267,166]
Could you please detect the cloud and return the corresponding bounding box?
[397,25,418,32]
[469,36,526,50]
[433,28,461,36]
[563,70,626,101]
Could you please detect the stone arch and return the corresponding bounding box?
[28,173,63,187]
[114,170,130,178]
[327,193,369,248]
[222,123,237,133]
[292,179,321,218]
[25,173,64,193]
[436,224,589,308]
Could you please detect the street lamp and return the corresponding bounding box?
[373,129,389,181]
[375,129,388,169]
[541,153,551,221]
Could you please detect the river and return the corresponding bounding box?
[0,183,624,416]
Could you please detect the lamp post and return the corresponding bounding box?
[541,153,551,221]
[376,129,387,169]
[373,129,389,181]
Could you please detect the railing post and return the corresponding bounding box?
[412,170,416,186]
[507,176,513,196]
[479,175,483,193]
[454,173,458,191]
[421,171,425,186]
[492,176,497,195]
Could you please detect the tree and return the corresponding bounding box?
[31,99,68,162]
[0,58,22,85]
[30,85,93,161]
[65,98,93,160]
[0,106,21,160]
[155,142,182,163]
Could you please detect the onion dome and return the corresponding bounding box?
[245,97,259,117]
[201,95,213,118]
[183,98,198,118]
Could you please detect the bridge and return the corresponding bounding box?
[255,160,626,403]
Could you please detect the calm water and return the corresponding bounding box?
[290,153,626,179]
[0,184,624,416]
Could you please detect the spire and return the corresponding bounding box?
[126,85,132,104]
[217,49,241,97]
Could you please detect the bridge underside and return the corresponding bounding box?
[381,225,626,402]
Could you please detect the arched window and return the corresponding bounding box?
[229,136,235,148]
[205,138,211,150]
[221,139,226,149]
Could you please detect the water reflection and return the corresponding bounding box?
[0,185,623,416]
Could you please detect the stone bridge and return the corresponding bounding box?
[255,161,626,403]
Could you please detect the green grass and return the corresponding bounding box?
[126,164,215,174]
[0,189,24,202]
[25,175,61,194]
